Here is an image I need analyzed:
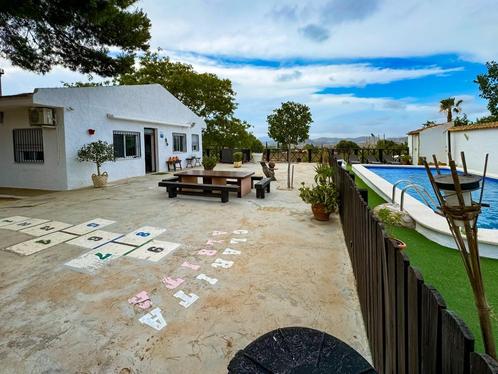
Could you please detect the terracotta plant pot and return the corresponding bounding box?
[91,172,108,188]
[391,238,407,250]
[311,203,331,221]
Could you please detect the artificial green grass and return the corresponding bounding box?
[349,168,498,352]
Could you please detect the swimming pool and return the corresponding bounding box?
[365,166,498,230]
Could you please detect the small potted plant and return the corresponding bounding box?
[299,182,338,221]
[377,207,407,249]
[77,140,115,188]
[233,151,243,168]
[202,155,218,170]
[401,154,411,165]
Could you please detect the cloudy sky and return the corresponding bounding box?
[2,0,498,138]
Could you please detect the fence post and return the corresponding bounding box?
[266,148,270,162]
[379,148,384,163]
[308,148,312,163]
[358,188,368,204]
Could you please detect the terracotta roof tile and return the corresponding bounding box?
[448,121,498,132]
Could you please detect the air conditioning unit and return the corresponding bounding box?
[29,108,55,126]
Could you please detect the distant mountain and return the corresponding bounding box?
[259,135,407,146]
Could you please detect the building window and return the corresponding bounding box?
[173,133,187,152]
[192,134,200,151]
[13,128,44,163]
[113,131,141,158]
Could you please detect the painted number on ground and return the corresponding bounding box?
[66,230,123,249]
[0,216,30,228]
[20,221,73,237]
[64,242,132,274]
[126,240,180,262]
[1,218,50,231]
[5,232,77,256]
[63,218,115,235]
[114,226,166,246]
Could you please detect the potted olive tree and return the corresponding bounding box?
[233,152,243,168]
[299,164,338,221]
[77,140,115,188]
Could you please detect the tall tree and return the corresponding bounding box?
[267,102,313,189]
[475,61,498,116]
[439,97,463,122]
[117,52,236,120]
[116,52,266,153]
[0,0,151,76]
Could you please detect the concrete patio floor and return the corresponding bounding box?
[0,162,369,373]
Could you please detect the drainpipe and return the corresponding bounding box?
[0,68,4,96]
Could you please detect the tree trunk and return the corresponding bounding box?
[96,163,101,176]
[287,144,291,189]
[447,110,452,123]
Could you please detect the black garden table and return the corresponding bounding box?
[228,327,376,374]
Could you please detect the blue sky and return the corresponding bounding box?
[1,0,497,138]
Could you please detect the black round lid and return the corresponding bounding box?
[433,174,481,191]
[228,327,376,373]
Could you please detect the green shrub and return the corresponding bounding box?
[299,182,338,213]
[202,154,218,170]
[233,152,243,162]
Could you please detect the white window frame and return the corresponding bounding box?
[173,133,187,153]
[192,134,200,152]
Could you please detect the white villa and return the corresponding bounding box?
[0,84,205,190]
[407,121,498,175]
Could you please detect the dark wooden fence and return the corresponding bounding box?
[264,148,325,163]
[332,160,498,373]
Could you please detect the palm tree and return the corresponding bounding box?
[439,97,463,122]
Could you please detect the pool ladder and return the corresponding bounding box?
[391,180,438,211]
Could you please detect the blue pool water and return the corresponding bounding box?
[365,166,498,229]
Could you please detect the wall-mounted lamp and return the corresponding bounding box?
[190,121,196,128]
[88,129,95,135]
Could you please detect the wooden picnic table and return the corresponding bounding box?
[174,169,255,197]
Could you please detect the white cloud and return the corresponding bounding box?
[141,0,498,62]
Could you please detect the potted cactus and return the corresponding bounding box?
[77,140,115,188]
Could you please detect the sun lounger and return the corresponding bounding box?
[366,155,381,164]
[348,154,361,164]
[384,154,400,164]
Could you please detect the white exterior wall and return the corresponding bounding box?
[450,129,498,176]
[0,107,68,190]
[418,123,451,163]
[32,84,204,189]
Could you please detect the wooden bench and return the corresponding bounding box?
[255,177,271,199]
[158,181,239,203]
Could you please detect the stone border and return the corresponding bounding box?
[352,164,498,259]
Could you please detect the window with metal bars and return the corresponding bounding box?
[113,131,141,158]
[13,128,44,163]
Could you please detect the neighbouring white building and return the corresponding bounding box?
[0,84,205,190]
[407,121,498,175]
